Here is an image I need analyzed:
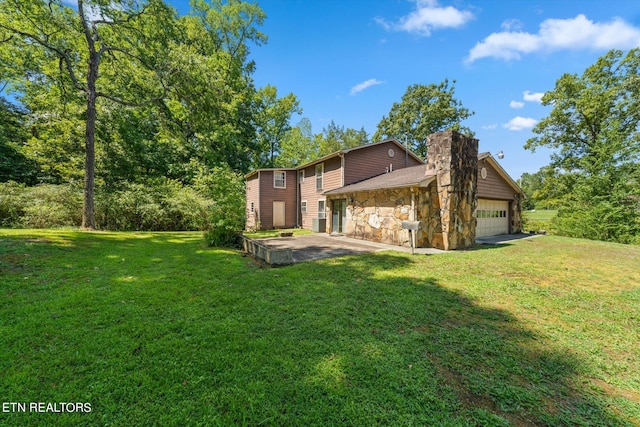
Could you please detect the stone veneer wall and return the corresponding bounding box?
[339,187,415,247]
[426,131,479,250]
[511,195,523,234]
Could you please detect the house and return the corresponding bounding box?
[245,130,524,250]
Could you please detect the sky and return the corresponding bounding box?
[171,0,639,179]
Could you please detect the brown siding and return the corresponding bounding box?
[298,156,341,230]
[245,174,260,229]
[477,161,516,200]
[344,141,422,185]
[258,170,297,229]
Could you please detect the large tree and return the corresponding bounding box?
[0,0,176,228]
[525,48,640,243]
[253,84,301,168]
[373,80,474,159]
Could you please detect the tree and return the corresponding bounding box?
[253,85,301,168]
[373,80,474,159]
[0,0,176,229]
[316,120,368,157]
[0,97,37,183]
[525,49,640,243]
[276,118,319,167]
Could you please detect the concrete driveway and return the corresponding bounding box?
[254,234,444,263]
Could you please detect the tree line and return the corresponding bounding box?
[2,1,637,244]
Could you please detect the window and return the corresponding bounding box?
[316,163,323,190]
[274,171,286,189]
[301,200,307,214]
[298,170,305,183]
[318,200,326,219]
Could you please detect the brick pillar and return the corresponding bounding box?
[426,130,478,250]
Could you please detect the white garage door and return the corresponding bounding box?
[476,199,509,238]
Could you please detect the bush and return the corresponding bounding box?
[195,166,245,247]
[96,179,212,231]
[0,182,82,228]
[0,179,213,231]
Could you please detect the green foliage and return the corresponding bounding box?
[0,98,37,184]
[0,182,82,228]
[96,179,212,231]
[525,49,640,244]
[275,118,319,167]
[316,120,369,157]
[0,179,213,231]
[253,84,302,168]
[197,166,246,247]
[374,80,474,158]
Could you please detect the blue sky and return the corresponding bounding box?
[182,0,640,179]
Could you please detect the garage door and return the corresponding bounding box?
[476,199,509,238]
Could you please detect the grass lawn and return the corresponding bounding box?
[525,210,558,222]
[1,229,639,426]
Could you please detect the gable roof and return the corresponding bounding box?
[325,152,525,196]
[478,152,525,196]
[324,164,436,195]
[296,138,424,170]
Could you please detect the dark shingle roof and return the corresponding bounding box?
[324,164,436,195]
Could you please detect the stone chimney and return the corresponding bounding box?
[426,130,478,250]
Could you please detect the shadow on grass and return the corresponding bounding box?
[0,232,634,426]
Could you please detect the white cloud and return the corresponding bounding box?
[523,91,544,103]
[467,14,640,63]
[376,0,474,37]
[503,116,538,131]
[510,100,524,109]
[501,19,523,32]
[482,123,498,130]
[350,78,383,95]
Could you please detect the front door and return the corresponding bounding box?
[273,201,286,228]
[331,199,347,234]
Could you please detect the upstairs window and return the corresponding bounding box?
[274,171,286,189]
[299,170,305,183]
[315,163,323,190]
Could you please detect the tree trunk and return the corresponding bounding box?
[82,50,98,230]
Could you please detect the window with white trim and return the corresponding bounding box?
[301,200,307,214]
[315,163,323,190]
[274,171,286,189]
[318,200,326,219]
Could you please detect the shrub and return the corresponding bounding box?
[95,179,212,231]
[0,182,82,228]
[195,166,245,247]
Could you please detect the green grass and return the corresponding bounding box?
[1,229,639,426]
[243,228,312,239]
[525,210,558,221]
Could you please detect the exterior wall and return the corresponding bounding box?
[426,131,478,250]
[299,156,342,230]
[245,174,260,230]
[477,161,516,200]
[328,188,415,247]
[257,170,297,229]
[343,141,422,185]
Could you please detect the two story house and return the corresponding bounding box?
[245,130,524,250]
